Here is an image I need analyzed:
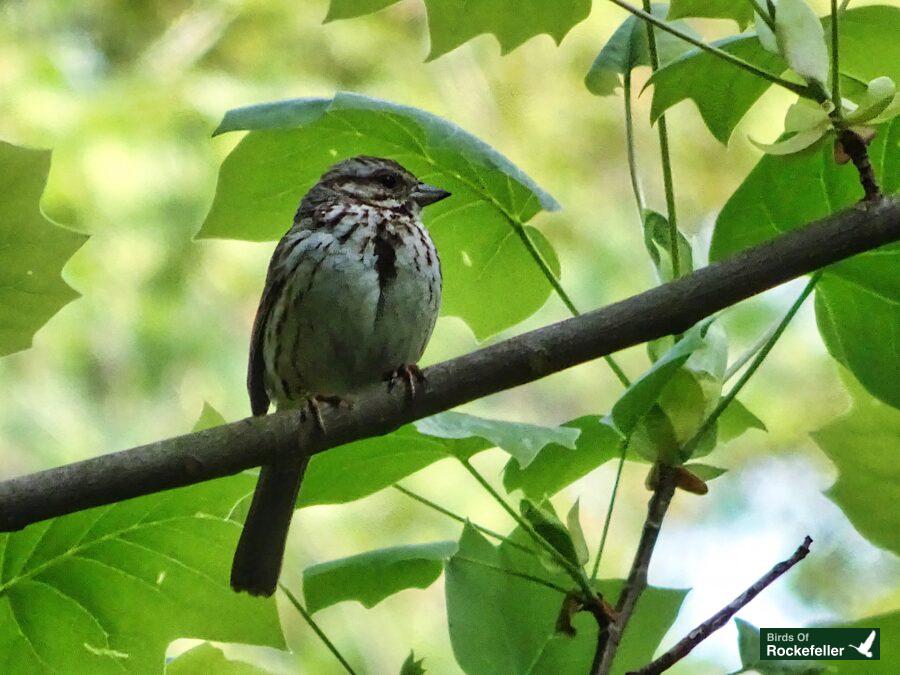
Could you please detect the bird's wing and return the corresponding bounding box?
[861,630,876,650]
[247,235,297,417]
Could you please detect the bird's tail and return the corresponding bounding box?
[231,456,308,596]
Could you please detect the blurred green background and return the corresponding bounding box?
[0,1,896,672]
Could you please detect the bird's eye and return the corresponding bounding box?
[378,173,400,189]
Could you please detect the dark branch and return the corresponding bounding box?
[0,198,897,531]
[629,536,814,675]
[836,129,881,201]
[593,465,678,674]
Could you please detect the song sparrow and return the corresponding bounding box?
[230,156,450,596]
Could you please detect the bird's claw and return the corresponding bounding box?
[299,395,351,433]
[386,364,426,401]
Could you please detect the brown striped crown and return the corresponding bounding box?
[296,156,450,223]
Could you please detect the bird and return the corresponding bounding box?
[849,630,876,658]
[230,155,450,596]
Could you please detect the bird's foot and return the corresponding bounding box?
[299,394,351,433]
[386,364,426,401]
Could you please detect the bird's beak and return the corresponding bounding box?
[411,182,451,206]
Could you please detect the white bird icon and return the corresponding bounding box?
[849,630,876,658]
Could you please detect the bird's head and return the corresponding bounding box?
[316,155,451,210]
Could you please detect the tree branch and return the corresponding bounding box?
[629,536,814,674]
[0,198,897,531]
[837,129,881,201]
[593,465,678,674]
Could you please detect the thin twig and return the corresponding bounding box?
[593,466,679,674]
[680,271,821,459]
[607,0,823,101]
[391,483,538,556]
[279,583,357,675]
[630,536,813,674]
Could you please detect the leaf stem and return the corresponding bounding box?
[830,0,842,116]
[458,458,597,600]
[748,0,775,31]
[279,584,358,675]
[508,221,631,388]
[391,483,538,556]
[724,321,780,382]
[606,0,823,101]
[681,272,821,458]
[641,0,681,280]
[590,438,628,580]
[623,72,646,218]
[453,556,571,595]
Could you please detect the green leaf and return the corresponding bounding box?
[202,92,561,340]
[167,643,272,674]
[718,399,767,444]
[822,611,899,674]
[0,141,87,357]
[421,0,591,61]
[400,650,427,675]
[610,322,710,436]
[0,476,283,673]
[585,4,699,96]
[749,127,831,155]
[732,618,823,673]
[667,0,755,29]
[712,116,899,407]
[811,381,900,555]
[649,35,787,144]
[325,1,590,60]
[784,99,830,132]
[565,501,590,566]
[843,76,897,125]
[774,0,829,88]
[750,98,832,157]
[624,323,727,463]
[302,541,457,613]
[734,613,900,673]
[683,463,727,482]
[325,0,399,22]
[815,273,900,409]
[519,500,581,568]
[193,402,227,432]
[445,524,687,674]
[414,411,580,469]
[649,5,900,143]
[756,10,779,54]
[735,617,760,670]
[641,209,693,282]
[502,416,623,499]
[298,425,490,507]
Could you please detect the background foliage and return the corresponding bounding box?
[0,0,896,673]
